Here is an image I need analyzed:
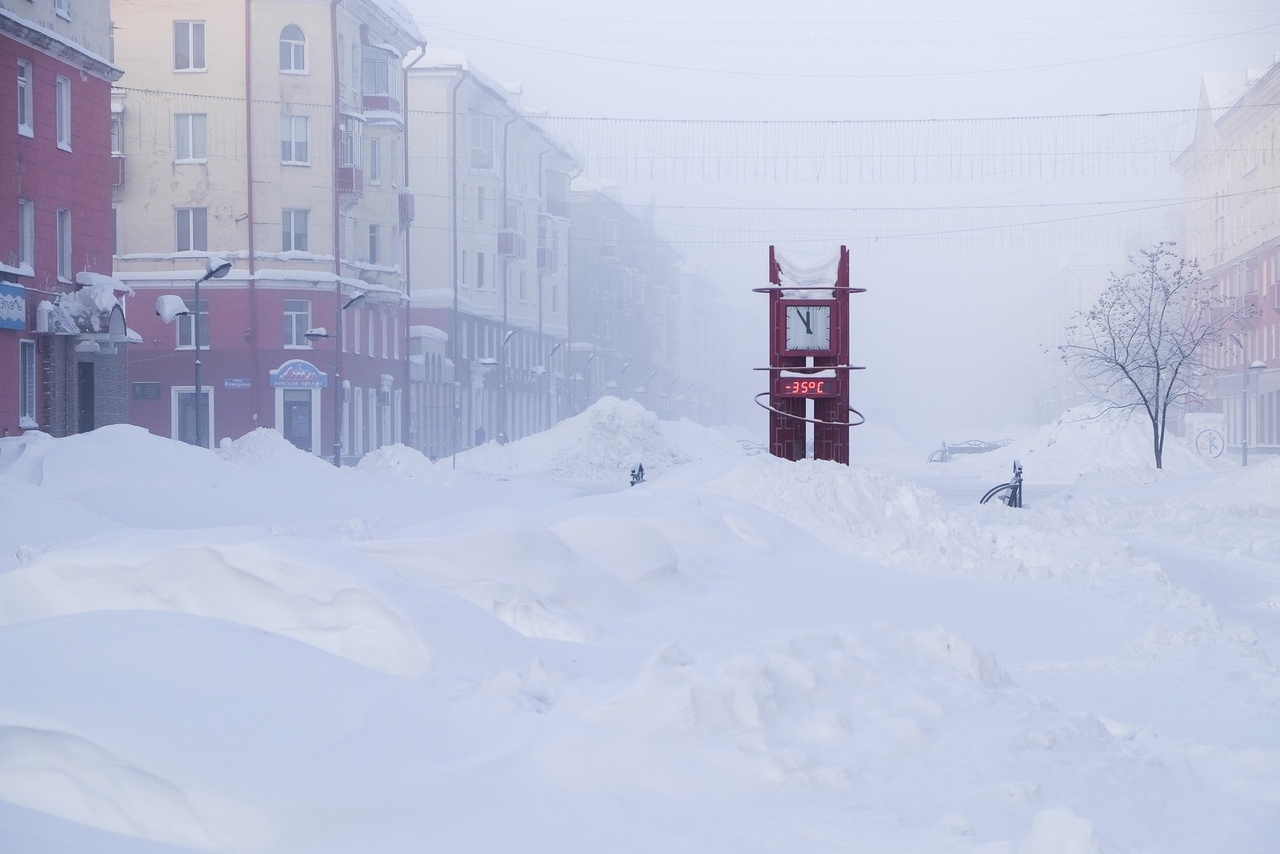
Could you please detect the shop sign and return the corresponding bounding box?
[270,359,328,389]
[0,283,24,330]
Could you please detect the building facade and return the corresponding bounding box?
[111,0,421,457]
[1,0,126,438]
[567,189,681,417]
[1176,58,1280,455]
[406,51,576,451]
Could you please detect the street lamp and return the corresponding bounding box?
[499,329,515,441]
[1230,333,1268,467]
[331,291,366,466]
[192,257,231,448]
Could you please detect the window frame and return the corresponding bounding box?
[281,114,309,165]
[368,224,378,265]
[56,208,71,282]
[368,137,380,183]
[174,112,207,162]
[17,199,34,269]
[470,114,495,171]
[17,60,33,138]
[173,21,207,72]
[279,25,306,73]
[176,298,209,349]
[19,339,37,427]
[55,75,71,151]
[282,298,312,348]
[282,208,308,252]
[54,0,70,21]
[175,207,208,252]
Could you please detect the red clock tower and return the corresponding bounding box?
[758,246,864,463]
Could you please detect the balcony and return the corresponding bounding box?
[112,155,124,189]
[497,229,526,259]
[338,165,363,198]
[399,191,415,227]
[547,199,570,219]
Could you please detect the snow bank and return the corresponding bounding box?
[950,404,1209,483]
[356,443,443,483]
[0,543,429,677]
[0,726,262,852]
[459,398,697,481]
[215,427,332,472]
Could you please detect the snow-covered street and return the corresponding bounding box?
[1,399,1277,853]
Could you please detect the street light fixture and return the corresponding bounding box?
[332,291,366,466]
[1230,333,1268,467]
[192,257,231,448]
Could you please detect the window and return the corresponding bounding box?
[283,299,311,347]
[175,207,207,251]
[368,138,380,183]
[460,250,467,285]
[177,299,208,348]
[110,113,123,155]
[17,199,34,269]
[552,284,558,312]
[476,252,486,289]
[282,208,308,251]
[17,60,32,137]
[55,76,71,150]
[353,305,361,354]
[56,209,71,281]
[476,186,487,222]
[367,311,374,358]
[174,21,206,71]
[279,25,306,72]
[339,115,362,167]
[361,45,398,104]
[281,115,308,164]
[174,113,206,161]
[368,224,378,264]
[54,0,70,19]
[19,340,36,427]
[519,269,527,301]
[470,114,495,170]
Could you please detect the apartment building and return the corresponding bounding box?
[1176,57,1280,455]
[110,0,421,458]
[406,50,576,451]
[567,188,680,417]
[1,0,125,437]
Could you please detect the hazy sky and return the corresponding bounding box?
[401,1,1280,435]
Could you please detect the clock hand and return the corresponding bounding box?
[798,308,812,335]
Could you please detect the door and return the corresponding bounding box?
[283,389,312,452]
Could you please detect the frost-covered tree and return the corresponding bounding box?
[1060,243,1249,469]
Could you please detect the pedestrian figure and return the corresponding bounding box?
[630,463,645,486]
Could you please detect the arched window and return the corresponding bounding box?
[280,25,306,72]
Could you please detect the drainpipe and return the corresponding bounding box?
[244,0,261,433]
[403,40,426,449]
[330,0,343,458]
[449,69,465,466]
[499,115,518,439]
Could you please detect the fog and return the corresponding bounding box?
[403,1,1280,437]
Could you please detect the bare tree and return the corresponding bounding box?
[1060,243,1250,469]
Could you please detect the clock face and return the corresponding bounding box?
[784,304,832,351]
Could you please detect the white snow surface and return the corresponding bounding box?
[1,400,1277,853]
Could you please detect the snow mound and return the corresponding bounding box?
[551,515,683,589]
[0,543,429,678]
[216,427,332,471]
[949,404,1210,483]
[703,455,1002,574]
[459,398,693,481]
[356,443,442,482]
[0,725,265,851]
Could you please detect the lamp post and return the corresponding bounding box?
[617,363,631,399]
[192,257,232,448]
[1231,333,1268,467]
[543,341,563,430]
[329,292,366,466]
[499,328,515,440]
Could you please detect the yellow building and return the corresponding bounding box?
[110,0,421,458]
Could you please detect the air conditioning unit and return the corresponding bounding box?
[537,247,558,272]
[497,229,526,259]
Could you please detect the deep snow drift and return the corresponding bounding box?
[1,398,1277,853]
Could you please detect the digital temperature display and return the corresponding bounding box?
[775,377,840,398]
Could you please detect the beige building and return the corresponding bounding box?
[406,50,576,449]
[1176,57,1280,455]
[110,0,422,457]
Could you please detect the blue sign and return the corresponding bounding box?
[0,283,24,330]
[270,359,328,389]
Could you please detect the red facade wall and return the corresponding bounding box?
[1,33,116,436]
